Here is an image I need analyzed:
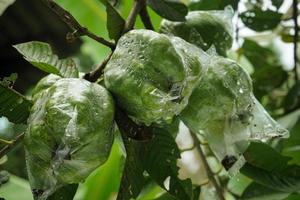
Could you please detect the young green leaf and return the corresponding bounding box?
[240,8,282,32]
[100,0,125,41]
[0,83,32,124]
[13,41,79,78]
[147,0,188,22]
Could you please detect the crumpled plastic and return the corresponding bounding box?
[25,78,115,199]
[104,29,209,125]
[180,56,288,173]
[160,8,234,56]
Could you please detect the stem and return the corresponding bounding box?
[139,3,154,30]
[84,52,113,82]
[293,0,299,81]
[123,0,145,33]
[43,0,115,50]
[190,131,225,200]
[0,133,25,158]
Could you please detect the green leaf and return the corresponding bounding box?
[142,127,193,200]
[241,39,287,98]
[100,0,125,41]
[0,83,32,124]
[0,174,33,200]
[240,8,282,32]
[48,184,78,200]
[282,118,300,166]
[284,82,300,112]
[189,0,239,11]
[243,142,290,172]
[0,0,15,16]
[147,0,188,22]
[82,138,125,200]
[242,182,290,200]
[117,138,146,200]
[285,194,300,200]
[241,142,300,193]
[13,41,79,78]
[272,0,284,9]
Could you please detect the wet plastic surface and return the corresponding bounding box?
[25,78,115,199]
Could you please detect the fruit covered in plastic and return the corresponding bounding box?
[180,56,288,172]
[160,9,234,56]
[104,29,208,125]
[25,78,115,199]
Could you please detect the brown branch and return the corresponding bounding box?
[123,0,145,33]
[190,131,225,200]
[42,0,115,50]
[139,3,154,30]
[85,0,146,81]
[84,52,113,82]
[0,133,25,158]
[293,0,299,81]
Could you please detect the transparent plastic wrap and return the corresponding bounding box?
[25,78,115,199]
[160,8,234,56]
[31,74,61,100]
[180,56,288,173]
[104,29,209,125]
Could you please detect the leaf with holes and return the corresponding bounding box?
[13,41,79,78]
[147,0,188,22]
[240,8,282,32]
[0,82,32,124]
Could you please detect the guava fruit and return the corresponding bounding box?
[160,9,233,56]
[180,56,288,172]
[104,29,208,125]
[25,78,115,199]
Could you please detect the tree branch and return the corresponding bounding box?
[123,0,145,33]
[293,0,299,81]
[139,3,155,30]
[190,131,225,200]
[0,133,25,158]
[42,0,115,50]
[84,52,113,82]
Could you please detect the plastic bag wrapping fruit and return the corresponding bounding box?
[25,78,115,199]
[31,74,61,100]
[180,56,288,173]
[160,8,234,56]
[104,29,209,125]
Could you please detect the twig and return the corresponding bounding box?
[293,0,299,81]
[85,0,146,81]
[84,52,113,82]
[123,0,145,33]
[190,131,225,200]
[0,133,25,158]
[139,2,154,30]
[42,0,115,50]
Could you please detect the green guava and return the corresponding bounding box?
[104,29,208,125]
[160,9,233,56]
[25,78,115,199]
